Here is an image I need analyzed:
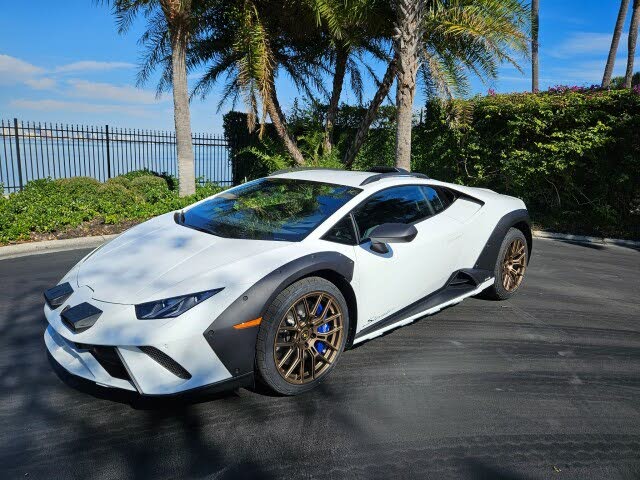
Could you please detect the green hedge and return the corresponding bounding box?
[0,171,223,244]
[226,89,640,239]
[412,89,640,239]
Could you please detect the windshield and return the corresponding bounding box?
[180,178,362,241]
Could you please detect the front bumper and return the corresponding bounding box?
[43,284,244,395]
[45,323,244,395]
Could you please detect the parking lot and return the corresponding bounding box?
[1,238,639,479]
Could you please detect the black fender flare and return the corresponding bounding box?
[474,209,532,272]
[203,252,354,377]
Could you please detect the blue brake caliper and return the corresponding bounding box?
[315,303,328,354]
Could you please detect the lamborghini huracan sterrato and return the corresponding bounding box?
[44,167,531,396]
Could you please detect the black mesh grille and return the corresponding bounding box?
[77,344,131,381]
[138,346,192,380]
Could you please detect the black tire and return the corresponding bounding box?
[483,227,529,301]
[256,277,349,395]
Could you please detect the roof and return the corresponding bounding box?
[269,167,429,188]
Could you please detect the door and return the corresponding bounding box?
[351,185,462,330]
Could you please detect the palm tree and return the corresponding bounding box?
[187,0,331,165]
[343,54,398,167]
[108,0,197,196]
[357,0,528,171]
[394,0,424,171]
[603,0,630,88]
[625,0,640,88]
[343,0,529,169]
[309,0,390,153]
[531,0,539,92]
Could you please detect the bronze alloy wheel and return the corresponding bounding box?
[273,291,344,385]
[502,238,527,291]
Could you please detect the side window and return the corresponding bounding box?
[437,187,456,208]
[422,186,455,214]
[353,186,432,240]
[322,216,357,245]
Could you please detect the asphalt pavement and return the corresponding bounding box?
[0,238,639,479]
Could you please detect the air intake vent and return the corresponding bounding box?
[449,271,477,287]
[44,282,73,309]
[139,346,192,380]
[77,344,131,381]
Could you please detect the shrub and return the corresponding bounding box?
[129,175,172,203]
[413,89,640,239]
[121,168,178,191]
[0,172,225,244]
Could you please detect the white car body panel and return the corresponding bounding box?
[44,169,530,395]
[353,212,462,329]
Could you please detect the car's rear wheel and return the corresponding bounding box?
[484,227,528,300]
[256,277,348,395]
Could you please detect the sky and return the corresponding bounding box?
[1,0,639,133]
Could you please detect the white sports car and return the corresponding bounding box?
[44,167,531,396]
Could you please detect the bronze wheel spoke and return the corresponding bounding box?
[314,352,331,365]
[316,325,343,337]
[311,294,323,318]
[308,349,317,379]
[277,347,295,369]
[299,349,305,380]
[313,313,340,327]
[285,348,301,378]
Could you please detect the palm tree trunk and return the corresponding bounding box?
[603,0,631,87]
[343,55,398,169]
[531,0,540,92]
[169,22,196,196]
[264,76,306,165]
[324,47,349,153]
[625,0,640,88]
[394,0,424,171]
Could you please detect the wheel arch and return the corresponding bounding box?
[474,209,532,271]
[300,269,358,350]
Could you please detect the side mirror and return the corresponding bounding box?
[368,223,418,254]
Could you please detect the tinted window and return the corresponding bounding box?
[323,216,357,245]
[422,186,455,214]
[437,187,456,207]
[353,186,432,240]
[181,178,361,241]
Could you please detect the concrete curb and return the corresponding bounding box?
[532,230,640,249]
[0,235,116,260]
[0,229,638,261]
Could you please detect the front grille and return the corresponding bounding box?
[139,346,192,380]
[76,344,131,381]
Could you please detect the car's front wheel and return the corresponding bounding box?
[256,277,349,395]
[484,227,529,300]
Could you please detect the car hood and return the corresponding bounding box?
[76,212,289,304]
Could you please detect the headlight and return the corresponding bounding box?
[135,288,223,319]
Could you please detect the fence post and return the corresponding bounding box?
[13,118,24,191]
[105,124,111,179]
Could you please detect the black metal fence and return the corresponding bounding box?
[0,118,232,193]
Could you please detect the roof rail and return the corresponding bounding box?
[366,166,409,174]
[269,167,345,176]
[360,171,429,186]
